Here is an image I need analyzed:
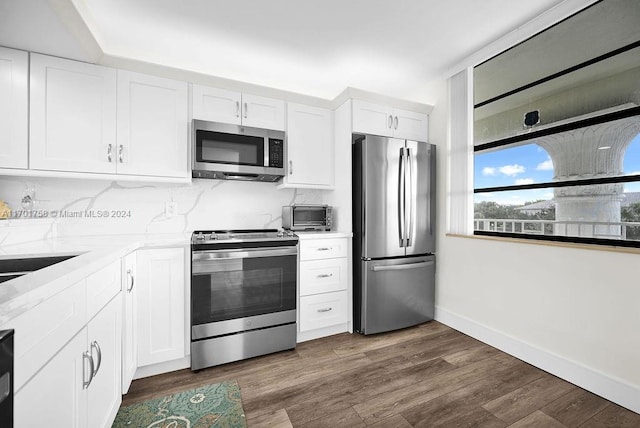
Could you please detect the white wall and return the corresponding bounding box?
[0,176,324,244]
[426,77,640,413]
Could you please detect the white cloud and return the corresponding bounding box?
[536,158,554,171]
[515,178,535,185]
[482,167,497,176]
[629,171,640,175]
[499,164,525,176]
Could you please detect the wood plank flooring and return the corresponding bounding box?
[122,321,639,427]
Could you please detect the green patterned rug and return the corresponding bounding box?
[112,380,247,428]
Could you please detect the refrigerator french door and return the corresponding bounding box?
[353,134,436,335]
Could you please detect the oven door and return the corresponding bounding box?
[191,246,297,339]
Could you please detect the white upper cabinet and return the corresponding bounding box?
[192,84,285,131]
[352,99,428,141]
[280,102,333,188]
[0,47,28,169]
[117,70,189,178]
[30,53,117,173]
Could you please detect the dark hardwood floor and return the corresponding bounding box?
[122,321,639,427]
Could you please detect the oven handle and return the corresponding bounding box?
[192,246,297,261]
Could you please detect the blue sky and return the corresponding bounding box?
[474,133,640,206]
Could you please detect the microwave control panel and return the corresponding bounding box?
[268,139,284,168]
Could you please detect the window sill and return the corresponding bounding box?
[445,232,640,255]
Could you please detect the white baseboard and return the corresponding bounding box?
[297,323,349,343]
[133,356,190,380]
[435,306,640,414]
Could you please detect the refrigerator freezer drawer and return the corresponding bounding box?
[360,256,435,335]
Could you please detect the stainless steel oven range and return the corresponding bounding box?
[190,229,298,370]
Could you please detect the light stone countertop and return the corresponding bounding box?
[294,231,353,239]
[0,233,190,326]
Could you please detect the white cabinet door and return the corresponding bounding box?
[192,85,241,124]
[352,99,393,137]
[136,247,185,367]
[352,100,429,141]
[14,330,87,428]
[283,103,333,187]
[191,85,285,130]
[117,70,189,178]
[393,107,429,141]
[122,252,137,394]
[30,53,117,173]
[0,47,28,169]
[87,295,122,428]
[241,93,285,131]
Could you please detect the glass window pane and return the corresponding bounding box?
[475,143,553,189]
[474,185,640,242]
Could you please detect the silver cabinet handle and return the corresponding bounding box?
[289,160,293,175]
[107,144,112,162]
[83,351,95,389]
[394,116,399,130]
[317,307,333,313]
[243,102,248,118]
[118,144,124,163]
[317,273,333,278]
[316,247,332,251]
[388,114,393,129]
[235,101,240,118]
[91,341,102,377]
[127,268,135,292]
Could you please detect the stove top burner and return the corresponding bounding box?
[191,229,297,244]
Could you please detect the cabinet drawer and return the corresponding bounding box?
[300,238,348,261]
[2,280,86,392]
[300,258,348,296]
[299,291,348,332]
[86,260,121,320]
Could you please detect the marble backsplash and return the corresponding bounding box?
[0,176,325,245]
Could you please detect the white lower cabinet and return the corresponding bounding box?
[298,237,350,342]
[15,294,122,428]
[136,247,186,367]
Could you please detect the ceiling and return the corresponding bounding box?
[2,0,568,103]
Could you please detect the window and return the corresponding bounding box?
[473,0,640,247]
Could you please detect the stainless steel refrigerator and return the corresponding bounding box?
[352,134,435,335]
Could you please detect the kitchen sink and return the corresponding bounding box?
[0,255,78,284]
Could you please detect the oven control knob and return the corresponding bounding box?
[277,229,285,238]
[287,230,295,237]
[196,232,205,241]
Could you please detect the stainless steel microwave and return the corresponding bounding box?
[282,204,333,231]
[192,119,285,182]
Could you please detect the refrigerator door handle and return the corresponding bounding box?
[398,147,406,247]
[406,147,413,247]
[371,261,434,271]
